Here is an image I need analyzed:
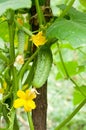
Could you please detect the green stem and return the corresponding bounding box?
[78,48,86,55]
[22,59,36,90]
[8,108,16,130]
[60,0,75,18]
[54,98,86,130]
[35,0,45,26]
[65,0,69,4]
[8,13,18,99]
[14,19,32,36]
[27,112,34,130]
[0,19,6,24]
[7,10,18,130]
[57,43,86,97]
[8,23,15,64]
[18,48,40,80]
[2,90,12,102]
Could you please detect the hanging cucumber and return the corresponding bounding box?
[17,29,25,54]
[32,46,53,88]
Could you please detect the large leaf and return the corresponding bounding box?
[73,86,86,105]
[0,21,9,41]
[67,6,86,25]
[0,0,32,16]
[46,7,86,48]
[73,90,85,105]
[56,61,85,79]
[57,5,86,25]
[79,0,86,8]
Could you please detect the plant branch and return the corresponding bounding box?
[14,19,32,36]
[60,0,75,18]
[7,10,18,130]
[27,112,34,130]
[35,0,45,26]
[57,43,86,97]
[18,47,40,80]
[54,98,86,130]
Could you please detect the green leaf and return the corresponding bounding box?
[0,52,9,63]
[58,5,86,25]
[67,6,86,25]
[0,38,5,50]
[73,90,85,105]
[56,61,85,79]
[46,7,86,48]
[0,0,32,16]
[0,128,7,130]
[73,85,86,105]
[0,21,9,41]
[0,59,6,73]
[60,42,74,50]
[76,85,86,96]
[79,0,86,8]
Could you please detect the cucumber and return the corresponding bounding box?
[32,46,53,88]
[18,29,25,54]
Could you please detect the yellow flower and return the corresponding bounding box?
[31,31,47,47]
[13,89,37,112]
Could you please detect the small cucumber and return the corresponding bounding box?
[18,29,25,54]
[32,46,53,88]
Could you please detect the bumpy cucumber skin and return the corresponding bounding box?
[18,29,25,54]
[32,46,53,88]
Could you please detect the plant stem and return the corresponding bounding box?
[35,0,45,26]
[57,43,86,97]
[14,19,32,36]
[27,112,34,130]
[78,48,86,55]
[60,0,75,18]
[8,23,15,64]
[22,59,36,90]
[8,108,15,130]
[54,98,86,130]
[18,47,40,80]
[2,90,12,102]
[7,10,18,130]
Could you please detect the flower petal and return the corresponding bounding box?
[13,98,25,108]
[24,103,31,112]
[32,31,47,47]
[27,100,36,109]
[24,100,36,112]
[29,93,36,100]
[25,89,36,100]
[17,90,26,99]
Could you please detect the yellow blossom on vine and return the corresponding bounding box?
[13,89,37,112]
[31,31,47,47]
